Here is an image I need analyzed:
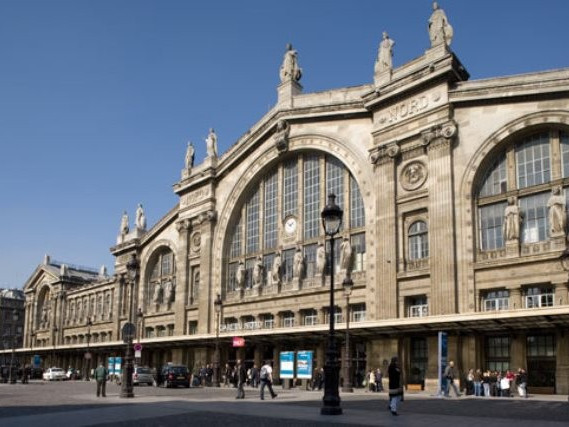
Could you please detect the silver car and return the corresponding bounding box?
[133,366,154,386]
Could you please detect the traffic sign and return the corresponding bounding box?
[133,343,142,352]
[121,322,136,343]
[84,352,92,360]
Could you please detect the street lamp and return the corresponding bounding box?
[8,309,19,384]
[85,317,92,381]
[51,326,58,368]
[320,194,343,415]
[213,293,223,387]
[136,307,143,366]
[341,277,354,393]
[120,254,139,398]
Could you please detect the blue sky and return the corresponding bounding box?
[1,0,568,288]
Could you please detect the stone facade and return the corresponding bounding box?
[5,3,569,394]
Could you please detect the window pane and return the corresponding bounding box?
[409,221,429,259]
[479,202,506,250]
[520,193,549,243]
[326,156,345,213]
[350,175,365,228]
[264,171,278,249]
[479,154,507,197]
[304,244,317,278]
[304,154,320,239]
[351,233,366,272]
[516,133,550,188]
[282,249,295,283]
[283,159,298,218]
[246,188,260,253]
[561,132,569,178]
[230,215,242,258]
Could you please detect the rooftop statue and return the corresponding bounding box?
[185,141,195,170]
[120,211,129,235]
[428,1,453,47]
[279,43,302,83]
[375,31,395,74]
[136,203,147,231]
[206,128,218,158]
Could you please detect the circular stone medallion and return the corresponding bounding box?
[400,161,427,191]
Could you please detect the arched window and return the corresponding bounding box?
[408,221,429,260]
[225,152,366,293]
[477,129,568,251]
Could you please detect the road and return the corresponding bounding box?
[1,380,568,426]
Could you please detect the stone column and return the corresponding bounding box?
[554,282,569,306]
[371,143,399,319]
[556,329,569,394]
[174,219,191,334]
[197,210,217,334]
[510,288,522,310]
[424,121,458,315]
[510,334,526,371]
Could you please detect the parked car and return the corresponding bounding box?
[159,364,190,388]
[43,367,66,381]
[133,366,154,386]
[66,368,80,380]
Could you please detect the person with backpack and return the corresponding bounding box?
[259,360,278,400]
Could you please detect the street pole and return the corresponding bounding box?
[9,310,19,384]
[321,194,343,416]
[120,254,138,398]
[213,294,222,387]
[85,318,92,381]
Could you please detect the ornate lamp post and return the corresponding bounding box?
[341,277,354,393]
[8,309,19,384]
[136,307,143,365]
[320,194,343,415]
[213,293,223,387]
[85,317,92,381]
[51,326,58,368]
[120,254,139,398]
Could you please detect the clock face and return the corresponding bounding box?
[284,216,297,235]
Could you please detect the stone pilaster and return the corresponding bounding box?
[510,333,526,371]
[554,282,569,306]
[510,288,522,310]
[556,330,569,394]
[174,218,191,334]
[370,142,399,319]
[196,210,217,334]
[425,121,457,315]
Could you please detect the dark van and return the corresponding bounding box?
[160,364,190,388]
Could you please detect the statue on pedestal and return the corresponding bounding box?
[339,237,353,276]
[120,211,129,235]
[185,141,195,170]
[272,252,282,285]
[428,1,453,47]
[504,197,520,241]
[293,247,305,279]
[164,281,175,304]
[136,203,147,231]
[548,186,566,235]
[252,256,264,287]
[375,31,395,75]
[152,282,163,305]
[236,261,246,290]
[279,43,302,83]
[206,128,218,158]
[316,243,326,275]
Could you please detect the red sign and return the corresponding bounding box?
[232,337,245,347]
[133,343,142,352]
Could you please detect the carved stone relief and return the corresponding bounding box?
[400,161,428,191]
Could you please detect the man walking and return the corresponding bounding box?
[444,360,461,397]
[388,356,402,416]
[94,362,108,397]
[235,359,247,399]
[259,360,277,400]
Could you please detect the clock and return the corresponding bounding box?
[284,216,297,235]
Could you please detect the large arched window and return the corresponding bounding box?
[226,152,366,293]
[477,129,568,251]
[146,247,176,310]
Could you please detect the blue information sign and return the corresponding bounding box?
[33,355,41,368]
[296,351,313,379]
[279,351,295,379]
[438,331,448,395]
[108,357,115,374]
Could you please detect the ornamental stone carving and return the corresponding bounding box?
[190,231,201,252]
[279,44,302,83]
[401,161,428,191]
[428,1,453,47]
[548,185,566,236]
[274,119,290,154]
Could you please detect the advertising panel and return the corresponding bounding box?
[296,351,313,379]
[279,351,295,379]
[438,331,448,396]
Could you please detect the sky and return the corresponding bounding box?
[1,0,568,289]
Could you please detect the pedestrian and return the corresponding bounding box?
[94,362,108,397]
[375,368,384,392]
[235,359,247,399]
[500,371,511,397]
[473,369,482,396]
[21,364,30,384]
[259,360,278,400]
[224,363,231,387]
[251,364,260,388]
[368,369,376,392]
[516,368,528,398]
[443,360,461,397]
[388,356,402,416]
[466,368,474,395]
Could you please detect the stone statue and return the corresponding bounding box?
[41,305,49,325]
[293,247,305,279]
[548,186,566,235]
[279,43,302,83]
[105,294,111,318]
[164,281,175,304]
[274,119,290,153]
[272,252,282,285]
[152,282,163,304]
[236,261,246,289]
[185,141,195,170]
[120,211,129,235]
[316,243,326,275]
[252,256,264,287]
[136,203,147,231]
[205,128,218,158]
[339,237,353,274]
[504,197,520,241]
[428,1,453,47]
[77,300,83,322]
[375,31,395,74]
